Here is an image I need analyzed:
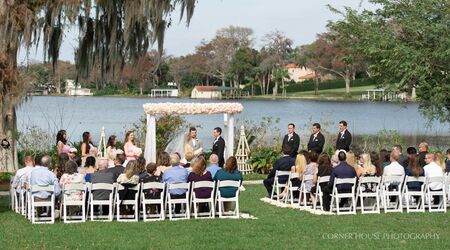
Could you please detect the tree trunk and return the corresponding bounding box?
[266,73,271,95]
[281,77,286,97]
[314,76,319,96]
[345,69,351,94]
[221,78,225,87]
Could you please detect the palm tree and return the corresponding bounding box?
[0,0,196,172]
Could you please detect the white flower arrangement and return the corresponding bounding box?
[143,103,244,115]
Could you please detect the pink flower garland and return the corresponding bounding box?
[143,103,244,115]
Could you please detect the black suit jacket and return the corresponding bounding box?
[307,132,325,154]
[282,132,300,157]
[335,130,352,152]
[212,136,225,167]
[328,162,356,190]
[267,155,295,183]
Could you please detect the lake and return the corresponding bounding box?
[17,96,450,149]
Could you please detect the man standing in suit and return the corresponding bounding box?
[282,123,300,158]
[263,144,295,197]
[307,123,325,154]
[212,127,225,168]
[335,120,352,152]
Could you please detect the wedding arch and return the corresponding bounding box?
[142,102,244,162]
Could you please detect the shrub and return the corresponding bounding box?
[247,147,282,174]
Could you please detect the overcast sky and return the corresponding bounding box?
[18,0,375,64]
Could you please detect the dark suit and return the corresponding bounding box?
[263,155,295,195]
[107,165,125,182]
[91,169,115,200]
[212,136,225,167]
[335,130,352,152]
[328,162,356,191]
[282,132,300,157]
[307,132,325,154]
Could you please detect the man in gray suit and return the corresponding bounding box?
[185,127,203,157]
[91,159,115,200]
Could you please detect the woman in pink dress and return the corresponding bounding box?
[124,131,142,161]
[106,135,122,167]
[57,130,72,155]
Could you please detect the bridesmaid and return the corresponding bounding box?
[81,131,97,157]
[56,130,71,154]
[124,131,142,161]
[106,135,121,167]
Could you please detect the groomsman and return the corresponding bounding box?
[282,123,300,158]
[335,120,352,152]
[307,123,325,154]
[212,127,225,167]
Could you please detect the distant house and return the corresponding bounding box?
[65,80,93,96]
[285,64,318,82]
[191,86,221,99]
[150,88,179,97]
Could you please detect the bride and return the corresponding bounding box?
[165,127,203,159]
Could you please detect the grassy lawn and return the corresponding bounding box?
[0,185,448,249]
[286,85,376,99]
[243,173,266,181]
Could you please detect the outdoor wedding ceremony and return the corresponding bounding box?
[0,0,449,249]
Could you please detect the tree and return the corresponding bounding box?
[229,47,258,88]
[260,30,293,97]
[328,0,450,122]
[0,0,196,172]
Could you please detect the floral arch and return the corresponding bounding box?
[142,103,244,162]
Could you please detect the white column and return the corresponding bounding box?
[144,114,157,163]
[223,113,228,158]
[227,114,235,159]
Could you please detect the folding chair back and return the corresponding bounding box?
[141,182,166,221]
[30,185,55,224]
[313,175,330,211]
[116,184,140,222]
[166,182,190,220]
[403,176,425,213]
[330,177,357,215]
[271,170,291,203]
[62,183,86,223]
[357,176,381,214]
[299,174,314,207]
[381,175,404,213]
[216,180,241,218]
[285,172,301,205]
[191,181,215,219]
[426,176,446,212]
[89,183,114,221]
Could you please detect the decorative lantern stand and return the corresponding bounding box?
[235,125,253,174]
[97,127,107,158]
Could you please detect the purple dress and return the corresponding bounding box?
[188,171,213,198]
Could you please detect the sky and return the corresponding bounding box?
[18,0,375,64]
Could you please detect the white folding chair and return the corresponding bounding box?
[285,173,301,205]
[425,176,446,212]
[61,183,87,223]
[299,174,314,207]
[141,182,166,221]
[270,170,291,203]
[446,173,450,207]
[116,184,140,222]
[403,176,426,213]
[190,181,215,219]
[19,187,29,216]
[330,177,357,215]
[313,176,330,211]
[89,183,114,221]
[381,175,404,213]
[357,176,381,214]
[216,180,241,218]
[30,185,56,224]
[166,183,190,220]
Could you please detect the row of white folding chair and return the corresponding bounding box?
[60,183,87,223]
[270,170,291,203]
[29,185,56,224]
[330,177,357,215]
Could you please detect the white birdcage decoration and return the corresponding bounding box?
[235,125,253,174]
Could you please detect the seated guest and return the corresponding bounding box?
[29,155,61,200]
[107,153,126,182]
[303,151,319,193]
[12,156,35,196]
[82,156,96,183]
[155,151,171,176]
[392,145,408,169]
[324,151,356,210]
[206,154,221,178]
[73,156,83,174]
[357,153,377,177]
[446,148,450,173]
[424,153,444,205]
[383,151,405,195]
[331,152,339,167]
[117,160,140,200]
[214,156,243,211]
[405,155,424,194]
[91,159,115,200]
[278,153,307,198]
[379,149,391,168]
[59,160,86,201]
[346,152,358,169]
[183,151,194,169]
[369,151,383,176]
[136,156,147,181]
[141,162,163,199]
[163,154,189,213]
[311,153,332,210]
[418,142,428,167]
[54,153,69,179]
[188,156,213,198]
[434,152,446,173]
[263,145,295,197]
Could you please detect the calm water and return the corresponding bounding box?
[17,96,450,146]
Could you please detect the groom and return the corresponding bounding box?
[212,127,225,168]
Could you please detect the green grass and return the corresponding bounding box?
[243,173,266,181]
[1,185,449,249]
